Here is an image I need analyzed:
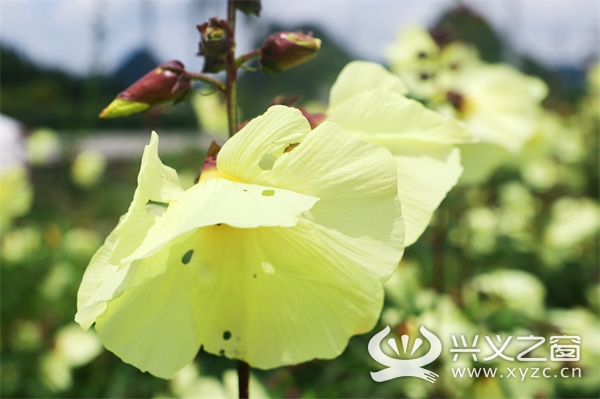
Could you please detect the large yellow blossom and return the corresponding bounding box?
[75,105,404,378]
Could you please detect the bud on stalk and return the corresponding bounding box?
[197,18,233,73]
[259,31,321,74]
[99,60,191,119]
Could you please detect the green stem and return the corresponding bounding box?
[225,0,238,137]
[237,360,250,399]
[235,49,261,69]
[186,72,225,91]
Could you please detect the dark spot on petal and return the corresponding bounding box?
[219,349,225,355]
[182,250,194,264]
[243,189,248,192]
[223,331,231,340]
[417,51,428,59]
[419,72,431,80]
[253,274,257,278]
[215,223,222,226]
[446,91,465,112]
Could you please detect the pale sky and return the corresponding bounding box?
[0,1,598,76]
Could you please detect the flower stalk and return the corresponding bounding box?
[225,0,239,138]
[225,4,247,396]
[237,360,250,399]
[186,72,226,91]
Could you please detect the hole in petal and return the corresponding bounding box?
[262,189,275,197]
[182,250,194,264]
[258,154,277,170]
[198,263,212,282]
[145,200,169,217]
[284,142,300,153]
[223,331,231,340]
[261,262,275,274]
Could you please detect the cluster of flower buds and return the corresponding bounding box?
[197,18,234,73]
[98,0,322,122]
[99,60,191,119]
[259,31,321,74]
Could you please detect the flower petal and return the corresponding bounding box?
[217,105,310,185]
[108,132,184,264]
[328,89,473,145]
[393,148,462,245]
[329,61,408,110]
[122,178,319,262]
[327,88,471,244]
[160,219,399,369]
[75,229,123,330]
[93,248,201,379]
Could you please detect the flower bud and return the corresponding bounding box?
[299,108,326,129]
[99,60,191,119]
[269,95,325,129]
[259,31,321,74]
[197,18,233,73]
[194,141,221,184]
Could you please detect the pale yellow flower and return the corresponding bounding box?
[76,105,404,378]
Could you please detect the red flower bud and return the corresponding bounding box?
[197,18,233,73]
[99,60,191,119]
[259,31,321,74]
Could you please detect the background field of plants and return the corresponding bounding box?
[1,4,598,398]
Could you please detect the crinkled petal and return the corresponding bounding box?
[109,132,184,263]
[76,132,184,328]
[329,61,408,110]
[327,88,470,244]
[123,178,319,262]
[93,249,200,379]
[217,105,310,185]
[328,89,473,145]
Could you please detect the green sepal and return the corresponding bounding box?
[99,98,150,119]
